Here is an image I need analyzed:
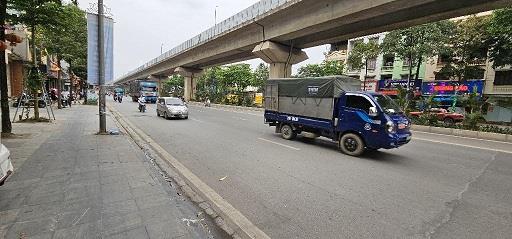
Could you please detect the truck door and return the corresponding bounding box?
[339,94,378,134]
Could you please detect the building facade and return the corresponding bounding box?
[325,11,512,122]
[4,26,31,98]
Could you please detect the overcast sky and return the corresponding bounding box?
[77,0,328,80]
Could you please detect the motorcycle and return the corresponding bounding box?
[138,103,146,112]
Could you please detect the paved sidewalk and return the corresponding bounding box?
[0,105,221,238]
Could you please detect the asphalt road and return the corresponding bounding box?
[110,99,512,239]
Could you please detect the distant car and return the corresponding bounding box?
[0,144,13,186]
[156,97,188,119]
[410,108,464,126]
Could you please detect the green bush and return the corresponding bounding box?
[462,112,485,130]
[413,113,440,127]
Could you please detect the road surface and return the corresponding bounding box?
[109,99,512,239]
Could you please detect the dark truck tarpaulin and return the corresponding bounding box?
[264,76,360,120]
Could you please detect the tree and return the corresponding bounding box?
[39,3,87,109]
[8,0,63,119]
[162,75,184,97]
[347,40,380,90]
[218,64,254,105]
[196,66,223,102]
[438,16,490,81]
[252,63,269,91]
[487,8,512,69]
[381,21,453,84]
[1,0,11,134]
[197,64,258,105]
[296,60,345,77]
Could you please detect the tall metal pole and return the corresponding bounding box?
[215,6,218,25]
[98,0,106,133]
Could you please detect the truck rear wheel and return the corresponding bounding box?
[339,133,365,156]
[281,124,296,140]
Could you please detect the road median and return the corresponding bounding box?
[107,104,270,239]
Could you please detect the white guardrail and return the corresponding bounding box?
[116,0,297,83]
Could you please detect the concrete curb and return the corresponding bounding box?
[411,125,512,143]
[188,101,264,112]
[107,105,270,239]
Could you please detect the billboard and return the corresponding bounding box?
[421,80,484,96]
[377,79,422,95]
[87,13,114,85]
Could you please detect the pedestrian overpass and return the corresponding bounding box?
[114,0,509,101]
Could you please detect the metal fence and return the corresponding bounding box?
[117,0,297,82]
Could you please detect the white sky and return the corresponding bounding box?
[77,0,328,79]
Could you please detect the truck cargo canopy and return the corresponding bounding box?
[267,76,360,98]
[264,76,361,120]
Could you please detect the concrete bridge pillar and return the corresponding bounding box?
[253,41,308,78]
[175,67,203,102]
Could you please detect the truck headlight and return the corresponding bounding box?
[386,121,396,133]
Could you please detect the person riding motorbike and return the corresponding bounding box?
[138,96,146,112]
[204,97,211,107]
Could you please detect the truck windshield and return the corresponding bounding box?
[373,95,403,114]
[166,99,184,106]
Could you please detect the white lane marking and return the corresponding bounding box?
[414,137,512,154]
[232,116,247,121]
[257,137,300,150]
[412,130,512,145]
[189,117,205,123]
[191,105,261,116]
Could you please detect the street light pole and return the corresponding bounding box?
[98,0,106,133]
[160,43,163,54]
[215,6,218,25]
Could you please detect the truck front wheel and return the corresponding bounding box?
[339,133,365,156]
[281,124,296,140]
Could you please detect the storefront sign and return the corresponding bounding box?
[378,79,422,91]
[421,80,484,96]
[361,80,378,92]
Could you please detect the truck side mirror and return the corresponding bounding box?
[369,107,378,117]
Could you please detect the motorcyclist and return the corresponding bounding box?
[138,96,146,112]
[204,97,211,107]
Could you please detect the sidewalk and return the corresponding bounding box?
[0,105,221,238]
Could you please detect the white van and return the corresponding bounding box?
[0,141,13,186]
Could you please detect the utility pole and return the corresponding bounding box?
[98,0,106,133]
[160,43,163,54]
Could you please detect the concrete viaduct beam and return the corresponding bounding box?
[253,41,308,78]
[175,67,203,101]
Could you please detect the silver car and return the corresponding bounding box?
[156,97,188,119]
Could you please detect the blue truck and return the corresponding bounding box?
[129,80,158,103]
[263,76,411,156]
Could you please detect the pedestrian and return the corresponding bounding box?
[68,93,73,108]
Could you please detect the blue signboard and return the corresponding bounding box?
[421,80,484,96]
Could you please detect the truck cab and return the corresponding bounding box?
[336,92,411,154]
[263,76,411,156]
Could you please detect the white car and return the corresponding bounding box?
[156,97,189,119]
[0,144,13,186]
